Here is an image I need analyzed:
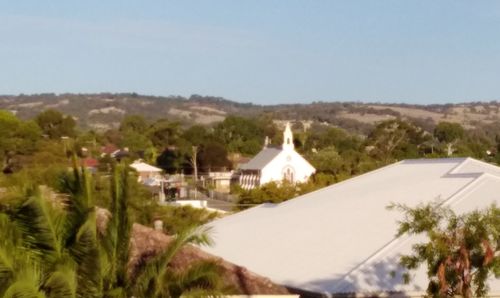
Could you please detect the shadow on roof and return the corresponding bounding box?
[287,256,420,298]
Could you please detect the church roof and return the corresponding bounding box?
[202,158,500,296]
[240,147,282,170]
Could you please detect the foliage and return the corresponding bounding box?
[130,225,223,298]
[119,115,149,134]
[389,202,500,298]
[0,110,41,171]
[434,122,465,144]
[156,147,186,174]
[213,116,277,155]
[308,146,343,175]
[0,162,225,297]
[150,205,220,235]
[365,119,431,161]
[0,163,101,297]
[149,119,181,148]
[303,125,361,154]
[235,174,338,210]
[198,142,232,172]
[35,109,76,139]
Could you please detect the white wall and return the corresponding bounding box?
[260,150,315,185]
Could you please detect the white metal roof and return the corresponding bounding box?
[129,161,163,173]
[203,158,500,296]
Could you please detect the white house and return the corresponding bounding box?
[203,158,500,297]
[239,123,315,189]
[129,160,163,184]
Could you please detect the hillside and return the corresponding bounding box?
[2,93,500,133]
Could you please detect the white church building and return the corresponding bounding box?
[238,123,316,190]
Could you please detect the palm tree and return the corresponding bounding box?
[0,160,224,298]
[0,163,101,297]
[101,164,224,298]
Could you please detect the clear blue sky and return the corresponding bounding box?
[1,1,500,104]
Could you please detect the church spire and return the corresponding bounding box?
[282,122,294,151]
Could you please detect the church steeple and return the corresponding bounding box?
[282,122,294,151]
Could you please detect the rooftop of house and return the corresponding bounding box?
[129,160,163,173]
[202,157,500,296]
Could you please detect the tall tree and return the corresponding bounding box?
[389,202,500,298]
[35,109,76,139]
[0,110,41,172]
[434,122,465,156]
[198,142,232,172]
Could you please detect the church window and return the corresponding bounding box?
[283,167,295,183]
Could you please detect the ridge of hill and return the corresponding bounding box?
[2,93,500,133]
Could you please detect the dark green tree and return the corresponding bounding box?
[149,119,181,148]
[198,142,232,172]
[365,120,429,162]
[119,115,148,134]
[0,110,41,172]
[35,109,76,139]
[182,125,210,147]
[434,122,465,156]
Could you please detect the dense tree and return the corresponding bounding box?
[389,202,500,298]
[214,116,277,155]
[308,146,343,175]
[304,125,361,153]
[434,122,465,156]
[35,109,76,139]
[156,147,185,174]
[365,120,430,162]
[182,125,210,147]
[119,115,149,134]
[149,119,181,148]
[0,110,41,172]
[198,142,232,172]
[120,130,153,153]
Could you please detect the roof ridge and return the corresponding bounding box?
[277,160,405,207]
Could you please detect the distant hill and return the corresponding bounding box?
[1,93,500,133]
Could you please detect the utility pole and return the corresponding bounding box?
[191,146,198,199]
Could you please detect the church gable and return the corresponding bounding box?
[239,122,316,189]
[261,149,315,184]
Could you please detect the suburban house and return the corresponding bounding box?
[101,144,130,160]
[81,157,99,173]
[205,171,235,193]
[203,158,500,297]
[239,123,316,190]
[129,160,163,184]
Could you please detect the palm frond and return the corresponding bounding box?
[130,225,214,297]
[43,264,77,298]
[70,217,102,298]
[13,190,67,263]
[2,261,45,298]
[101,164,131,293]
[167,261,224,298]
